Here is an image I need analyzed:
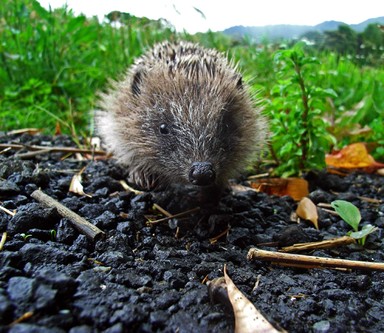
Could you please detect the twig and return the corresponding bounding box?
[209,227,230,244]
[0,147,12,154]
[357,195,382,204]
[317,203,339,216]
[247,173,270,180]
[252,274,262,292]
[247,248,384,272]
[15,149,52,160]
[0,143,107,156]
[0,232,7,251]
[319,207,340,216]
[280,236,356,252]
[0,205,16,217]
[317,203,332,208]
[31,189,105,241]
[6,128,41,135]
[153,203,172,217]
[9,311,34,326]
[147,207,200,225]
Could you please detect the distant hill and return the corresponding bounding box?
[350,17,384,32]
[223,17,384,41]
[314,20,345,32]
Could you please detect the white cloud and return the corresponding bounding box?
[37,0,384,33]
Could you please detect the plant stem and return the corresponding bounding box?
[294,62,310,171]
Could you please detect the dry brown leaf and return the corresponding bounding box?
[224,265,282,333]
[249,177,309,201]
[326,143,384,171]
[296,197,319,229]
[69,168,92,198]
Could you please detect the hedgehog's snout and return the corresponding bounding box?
[188,162,216,186]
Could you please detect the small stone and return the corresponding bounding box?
[0,180,20,196]
[7,203,59,234]
[313,320,331,333]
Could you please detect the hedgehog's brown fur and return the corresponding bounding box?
[96,41,267,195]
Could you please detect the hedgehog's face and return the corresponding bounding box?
[140,89,246,188]
[129,59,258,189]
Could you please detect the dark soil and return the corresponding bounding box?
[1,133,384,333]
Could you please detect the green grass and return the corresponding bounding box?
[1,0,383,174]
[0,0,175,135]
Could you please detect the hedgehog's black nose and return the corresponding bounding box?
[189,162,216,186]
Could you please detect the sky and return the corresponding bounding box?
[37,0,384,34]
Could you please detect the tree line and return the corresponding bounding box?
[302,24,384,66]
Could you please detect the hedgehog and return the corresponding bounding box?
[96,41,267,200]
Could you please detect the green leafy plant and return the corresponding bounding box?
[265,42,337,176]
[331,200,378,246]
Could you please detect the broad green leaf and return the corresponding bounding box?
[349,224,378,239]
[331,200,361,231]
[349,224,378,246]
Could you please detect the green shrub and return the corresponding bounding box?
[264,42,336,176]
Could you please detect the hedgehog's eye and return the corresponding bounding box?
[159,123,170,135]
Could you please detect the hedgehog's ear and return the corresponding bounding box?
[131,68,145,96]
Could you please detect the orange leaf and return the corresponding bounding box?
[249,177,309,201]
[296,197,319,229]
[326,143,384,170]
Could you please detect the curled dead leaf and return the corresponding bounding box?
[296,197,319,229]
[69,167,92,198]
[223,265,282,333]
